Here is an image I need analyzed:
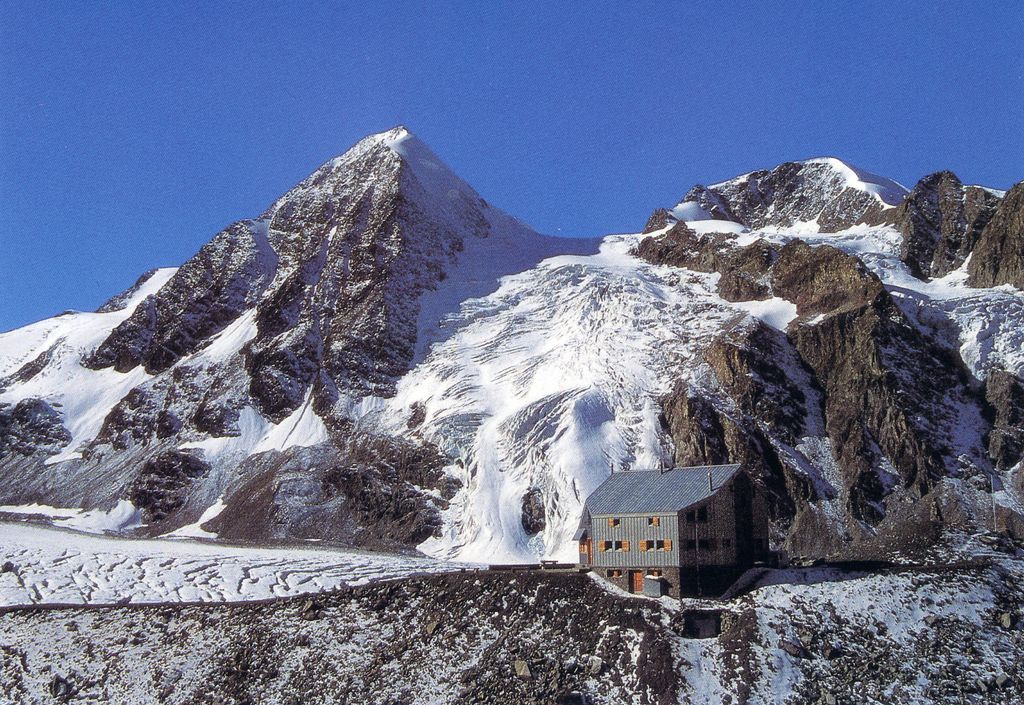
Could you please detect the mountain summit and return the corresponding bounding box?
[657,157,909,233]
[1,134,1021,567]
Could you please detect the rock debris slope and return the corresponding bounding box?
[1,140,1022,565]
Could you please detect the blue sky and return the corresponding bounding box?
[1,2,1022,331]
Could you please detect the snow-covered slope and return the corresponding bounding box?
[1,135,1021,567]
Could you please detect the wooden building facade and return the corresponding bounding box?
[575,464,770,597]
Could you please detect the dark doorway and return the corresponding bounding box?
[733,474,755,566]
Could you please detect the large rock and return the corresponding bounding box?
[773,242,975,522]
[984,369,1024,470]
[129,450,212,522]
[0,398,71,457]
[896,171,1001,279]
[967,181,1024,289]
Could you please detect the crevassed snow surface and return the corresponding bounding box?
[0,522,470,606]
[358,234,746,564]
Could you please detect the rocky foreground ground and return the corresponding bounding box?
[1,554,1022,705]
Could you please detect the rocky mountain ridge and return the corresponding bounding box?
[1,134,1022,565]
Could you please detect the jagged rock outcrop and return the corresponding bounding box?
[86,220,275,374]
[0,399,71,456]
[660,159,906,233]
[642,208,671,233]
[773,241,979,521]
[207,434,456,548]
[633,223,777,301]
[659,384,799,525]
[967,181,1024,289]
[896,171,1002,279]
[520,487,546,534]
[984,369,1024,471]
[128,450,212,521]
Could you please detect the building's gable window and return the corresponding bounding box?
[647,516,660,526]
[607,517,621,527]
[697,507,708,522]
[685,510,695,523]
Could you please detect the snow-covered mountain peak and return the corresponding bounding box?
[663,157,910,233]
[798,157,908,206]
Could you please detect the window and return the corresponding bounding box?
[697,507,708,523]
[698,539,714,551]
[604,540,629,552]
[607,517,621,527]
[685,510,696,523]
[647,516,660,526]
[607,569,622,578]
[649,569,662,577]
[645,539,673,552]
[686,540,696,551]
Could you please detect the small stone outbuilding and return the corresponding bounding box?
[575,464,770,597]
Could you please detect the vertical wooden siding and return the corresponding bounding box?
[590,514,679,568]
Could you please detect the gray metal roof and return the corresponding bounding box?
[585,464,742,515]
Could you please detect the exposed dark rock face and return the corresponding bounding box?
[674,184,740,222]
[95,269,161,313]
[86,220,276,374]
[896,171,1002,279]
[704,322,810,442]
[129,450,211,522]
[0,341,63,389]
[520,487,546,534]
[647,232,995,547]
[968,181,1024,289]
[0,399,71,457]
[772,242,978,522]
[642,208,671,233]
[659,383,798,525]
[633,223,777,301]
[715,240,777,302]
[668,160,905,233]
[207,434,458,549]
[985,369,1024,470]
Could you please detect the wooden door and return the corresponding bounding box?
[630,570,644,593]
